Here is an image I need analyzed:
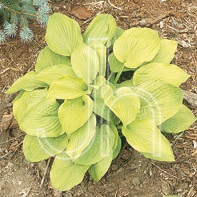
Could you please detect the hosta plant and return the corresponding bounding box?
[7,13,196,191]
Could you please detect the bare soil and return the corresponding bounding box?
[0,0,196,197]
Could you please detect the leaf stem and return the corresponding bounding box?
[108,72,115,83]
[114,66,124,84]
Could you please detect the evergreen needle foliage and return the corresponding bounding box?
[0,0,50,42]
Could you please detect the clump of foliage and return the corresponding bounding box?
[7,13,196,191]
[0,0,50,42]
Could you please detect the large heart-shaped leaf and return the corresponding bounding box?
[45,13,83,56]
[58,95,93,134]
[160,105,196,134]
[37,64,76,85]
[47,75,89,99]
[66,114,96,159]
[122,119,174,161]
[71,43,99,84]
[50,152,90,191]
[133,63,190,87]
[148,38,178,64]
[134,81,183,125]
[113,28,160,68]
[6,71,48,94]
[101,85,140,126]
[73,124,115,165]
[88,153,113,182]
[13,89,64,137]
[23,133,68,162]
[83,14,116,47]
[35,46,71,73]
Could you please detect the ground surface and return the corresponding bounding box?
[0,0,196,197]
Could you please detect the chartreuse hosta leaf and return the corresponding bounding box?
[58,95,93,134]
[90,41,106,76]
[45,13,83,56]
[110,124,122,159]
[88,153,113,182]
[113,28,160,68]
[122,119,175,162]
[73,124,116,165]
[88,124,121,182]
[71,43,99,84]
[163,196,181,197]
[13,89,64,137]
[108,53,134,73]
[108,53,124,73]
[83,14,116,47]
[6,71,48,94]
[88,125,121,182]
[47,75,89,99]
[111,26,125,46]
[101,84,140,126]
[160,105,196,134]
[89,76,106,90]
[92,88,115,122]
[117,79,134,88]
[66,114,96,159]
[35,46,70,73]
[134,81,183,125]
[50,152,90,191]
[133,63,190,87]
[149,38,178,64]
[23,133,68,162]
[37,64,76,85]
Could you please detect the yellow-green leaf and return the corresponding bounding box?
[23,133,68,162]
[73,124,115,165]
[45,13,83,56]
[110,124,122,159]
[37,64,76,85]
[47,75,89,99]
[122,119,175,162]
[71,43,99,84]
[35,46,71,73]
[101,85,140,126]
[66,114,96,159]
[108,53,124,73]
[134,81,183,125]
[6,71,48,94]
[117,79,134,88]
[83,14,116,47]
[58,95,93,134]
[88,153,113,182]
[50,152,90,191]
[89,76,106,90]
[133,63,190,87]
[113,28,160,68]
[160,105,196,134]
[111,26,125,46]
[13,89,64,137]
[149,38,178,64]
